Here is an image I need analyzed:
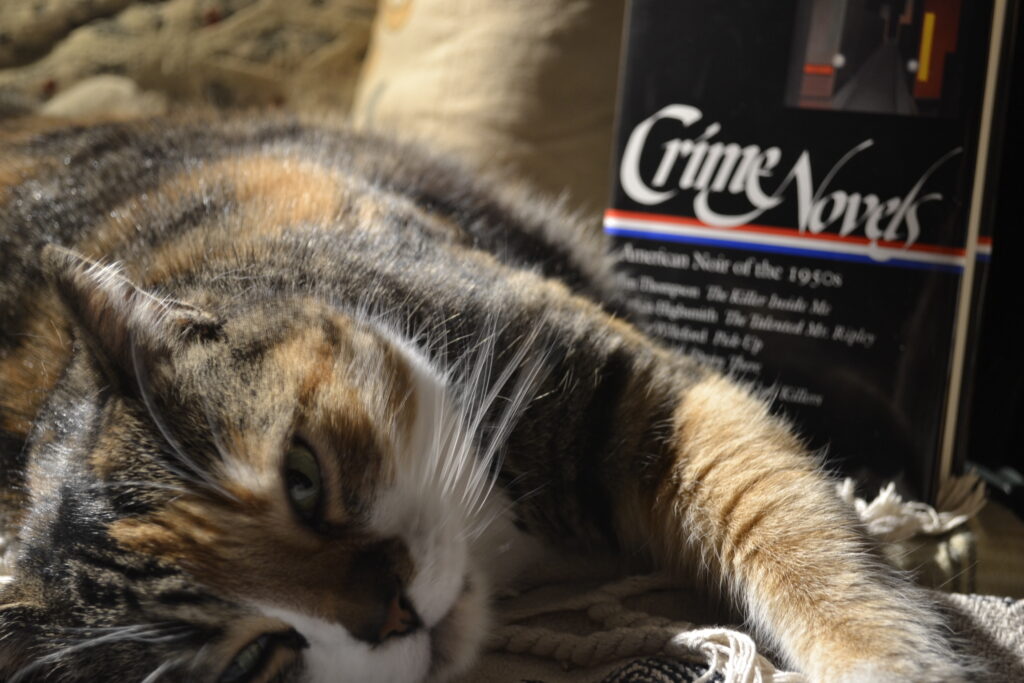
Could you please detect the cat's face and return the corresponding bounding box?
[0,248,515,682]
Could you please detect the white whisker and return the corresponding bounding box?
[130,341,239,503]
[199,392,235,473]
[139,656,178,683]
[10,624,189,683]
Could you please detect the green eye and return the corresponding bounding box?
[219,634,270,683]
[284,440,322,523]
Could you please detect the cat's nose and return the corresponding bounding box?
[379,592,421,641]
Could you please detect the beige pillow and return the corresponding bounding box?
[353,0,626,216]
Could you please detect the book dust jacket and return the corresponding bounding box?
[608,0,1009,499]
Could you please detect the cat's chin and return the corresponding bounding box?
[426,570,490,682]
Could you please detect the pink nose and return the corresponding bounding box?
[379,593,420,641]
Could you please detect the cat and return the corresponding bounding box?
[0,114,972,682]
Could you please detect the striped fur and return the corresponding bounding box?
[0,114,972,681]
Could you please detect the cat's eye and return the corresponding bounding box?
[219,634,270,683]
[284,440,323,523]
[219,630,308,683]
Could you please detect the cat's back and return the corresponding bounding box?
[0,113,619,371]
[0,114,612,313]
[0,113,618,502]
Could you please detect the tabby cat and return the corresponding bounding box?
[0,115,970,682]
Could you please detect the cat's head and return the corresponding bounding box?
[0,247,527,682]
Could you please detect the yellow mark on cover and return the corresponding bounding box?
[918,12,936,83]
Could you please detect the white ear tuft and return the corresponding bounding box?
[42,245,222,373]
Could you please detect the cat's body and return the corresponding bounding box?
[0,115,970,682]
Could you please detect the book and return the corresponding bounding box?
[607,0,1013,501]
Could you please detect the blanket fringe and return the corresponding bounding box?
[668,629,806,683]
[837,472,986,543]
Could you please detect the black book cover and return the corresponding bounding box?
[607,0,1001,499]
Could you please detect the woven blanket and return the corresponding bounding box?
[460,567,1024,683]
[453,482,1024,682]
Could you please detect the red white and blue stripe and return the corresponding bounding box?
[605,209,970,273]
[976,236,993,262]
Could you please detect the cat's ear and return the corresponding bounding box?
[42,245,223,373]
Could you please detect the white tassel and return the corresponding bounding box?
[837,473,986,543]
[668,628,807,683]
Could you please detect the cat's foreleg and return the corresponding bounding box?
[627,373,971,682]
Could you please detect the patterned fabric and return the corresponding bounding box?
[942,593,1024,681]
[600,657,722,683]
[0,0,375,113]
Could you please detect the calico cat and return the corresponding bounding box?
[0,115,971,682]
